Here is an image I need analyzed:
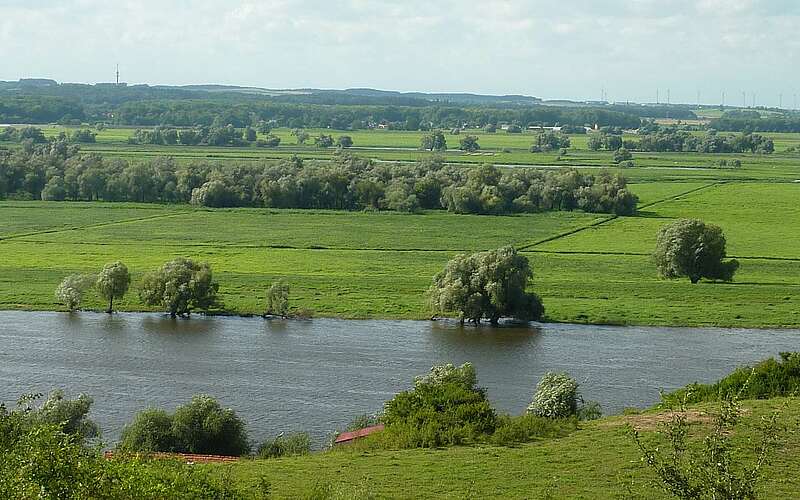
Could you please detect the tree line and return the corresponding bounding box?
[0,142,639,215]
[589,128,774,154]
[0,93,644,130]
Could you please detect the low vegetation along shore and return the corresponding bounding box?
[3,354,800,498]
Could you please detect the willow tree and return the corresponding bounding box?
[139,257,219,317]
[428,246,544,325]
[654,219,739,284]
[96,261,130,313]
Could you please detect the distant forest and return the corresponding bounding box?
[0,80,695,130]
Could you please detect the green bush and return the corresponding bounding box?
[0,400,263,499]
[119,408,176,452]
[9,391,99,444]
[258,432,311,459]
[381,363,496,448]
[119,395,250,456]
[662,352,800,405]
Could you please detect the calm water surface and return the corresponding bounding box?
[1,311,798,445]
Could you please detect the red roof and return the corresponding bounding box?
[334,424,385,444]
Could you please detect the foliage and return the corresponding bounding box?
[653,218,739,283]
[420,130,447,151]
[428,246,544,324]
[257,432,311,459]
[255,134,281,147]
[139,257,219,317]
[70,128,96,144]
[121,396,250,456]
[95,260,130,313]
[336,135,353,148]
[380,362,496,448]
[0,401,261,498]
[0,142,638,215]
[527,372,579,418]
[631,385,785,500]
[533,130,570,151]
[54,273,94,311]
[266,279,290,316]
[315,134,335,148]
[118,408,176,453]
[490,413,578,446]
[663,352,800,406]
[458,135,480,152]
[20,390,100,444]
[171,395,251,456]
[613,147,632,163]
[414,362,477,388]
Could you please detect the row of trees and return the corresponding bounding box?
[0,126,95,144]
[125,124,355,149]
[589,129,774,154]
[1,142,639,215]
[56,258,219,317]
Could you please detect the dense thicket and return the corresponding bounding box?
[710,110,800,133]
[0,143,639,215]
[589,128,774,154]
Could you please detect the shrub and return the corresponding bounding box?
[16,391,100,444]
[527,372,579,418]
[55,274,94,311]
[118,408,176,452]
[257,432,311,459]
[171,395,250,456]
[0,406,258,498]
[632,384,785,499]
[381,363,496,448]
[120,395,250,456]
[265,279,290,316]
[662,352,800,405]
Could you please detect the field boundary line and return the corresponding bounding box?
[0,212,193,242]
[518,182,722,251]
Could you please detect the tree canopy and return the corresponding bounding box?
[428,246,544,324]
[653,218,739,284]
[95,261,130,313]
[139,257,219,317]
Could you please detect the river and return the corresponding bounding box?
[1,311,797,446]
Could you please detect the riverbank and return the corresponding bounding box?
[214,397,800,498]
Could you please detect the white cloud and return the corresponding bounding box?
[0,0,797,103]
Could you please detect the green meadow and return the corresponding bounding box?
[2,126,799,326]
[212,397,800,499]
[1,175,798,326]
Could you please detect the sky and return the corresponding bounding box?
[1,0,799,106]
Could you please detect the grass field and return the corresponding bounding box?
[2,127,800,327]
[209,397,800,498]
[1,174,798,326]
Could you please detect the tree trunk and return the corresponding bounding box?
[106,296,113,314]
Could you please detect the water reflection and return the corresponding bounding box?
[140,315,219,336]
